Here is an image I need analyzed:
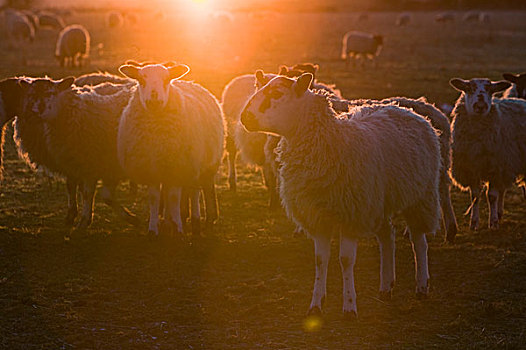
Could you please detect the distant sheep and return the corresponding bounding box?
[502,72,526,99]
[118,63,225,236]
[55,24,90,68]
[5,9,35,46]
[241,73,441,317]
[463,11,480,22]
[396,13,411,26]
[435,12,455,24]
[479,12,491,24]
[17,77,138,228]
[450,78,526,230]
[38,12,65,30]
[20,10,39,32]
[341,31,383,67]
[107,11,124,28]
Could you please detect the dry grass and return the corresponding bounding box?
[0,9,525,349]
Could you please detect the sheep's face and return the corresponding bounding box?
[503,73,526,99]
[450,78,510,116]
[118,63,189,111]
[18,77,74,119]
[241,73,313,136]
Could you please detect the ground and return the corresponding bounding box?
[0,8,525,350]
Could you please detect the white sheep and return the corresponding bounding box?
[55,24,90,68]
[17,77,139,228]
[396,12,411,26]
[241,73,441,317]
[449,77,526,230]
[502,72,526,99]
[341,31,383,67]
[37,11,65,30]
[118,63,225,236]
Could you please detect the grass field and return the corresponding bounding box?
[0,8,526,349]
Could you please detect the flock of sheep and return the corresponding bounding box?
[0,8,525,320]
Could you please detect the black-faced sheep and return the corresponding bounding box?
[241,74,441,317]
[55,24,90,68]
[118,63,225,236]
[341,31,383,67]
[450,77,526,230]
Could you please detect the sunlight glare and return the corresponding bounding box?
[303,315,323,332]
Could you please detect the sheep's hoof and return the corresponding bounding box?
[307,306,322,316]
[343,310,358,321]
[378,290,392,301]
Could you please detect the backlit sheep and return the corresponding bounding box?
[502,72,526,99]
[341,31,383,67]
[37,12,65,30]
[450,77,526,230]
[435,12,455,24]
[55,24,90,68]
[75,72,133,87]
[5,9,35,47]
[241,74,441,317]
[118,63,224,236]
[107,11,124,28]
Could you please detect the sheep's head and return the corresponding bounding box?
[450,78,510,116]
[503,72,526,99]
[118,63,189,111]
[241,72,313,136]
[18,77,75,119]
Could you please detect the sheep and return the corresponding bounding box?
[117,63,225,236]
[479,12,491,24]
[278,63,343,98]
[341,31,383,67]
[502,72,526,99]
[20,10,39,32]
[55,24,90,68]
[5,9,35,47]
[435,12,455,24]
[241,73,441,317]
[107,11,124,28]
[463,11,480,22]
[449,77,526,230]
[17,77,139,229]
[37,12,65,30]
[396,12,411,26]
[75,72,134,87]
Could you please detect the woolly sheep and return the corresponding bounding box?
[75,72,134,87]
[341,31,383,67]
[118,63,225,236]
[55,24,90,68]
[18,77,139,228]
[37,12,65,30]
[5,9,35,46]
[20,10,39,32]
[241,73,441,317]
[449,77,526,230]
[107,11,124,28]
[278,63,343,98]
[396,13,411,26]
[502,72,526,99]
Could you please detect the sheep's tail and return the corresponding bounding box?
[341,34,348,60]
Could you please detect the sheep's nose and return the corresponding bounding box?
[151,91,158,100]
[473,101,488,114]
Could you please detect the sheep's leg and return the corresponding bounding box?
[441,182,458,243]
[469,184,481,231]
[180,187,190,225]
[487,184,500,230]
[410,231,430,297]
[166,186,183,236]
[65,178,78,226]
[202,176,218,228]
[226,135,237,192]
[340,234,358,319]
[190,188,201,236]
[376,222,395,300]
[308,235,331,315]
[262,163,279,210]
[100,184,140,227]
[77,180,96,229]
[147,185,161,236]
[497,188,506,221]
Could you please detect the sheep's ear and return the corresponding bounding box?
[278,65,288,75]
[449,78,469,92]
[168,64,190,80]
[57,76,75,91]
[489,80,511,94]
[119,65,140,80]
[502,73,518,83]
[162,61,177,68]
[294,73,313,97]
[124,59,142,67]
[255,70,266,85]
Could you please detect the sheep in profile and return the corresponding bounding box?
[341,31,383,67]
[435,12,455,24]
[18,77,139,228]
[241,73,441,317]
[396,13,411,26]
[449,78,526,230]
[55,24,90,68]
[118,63,225,236]
[37,12,65,30]
[107,11,124,28]
[502,72,526,99]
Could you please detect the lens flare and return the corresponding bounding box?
[303,315,323,332]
